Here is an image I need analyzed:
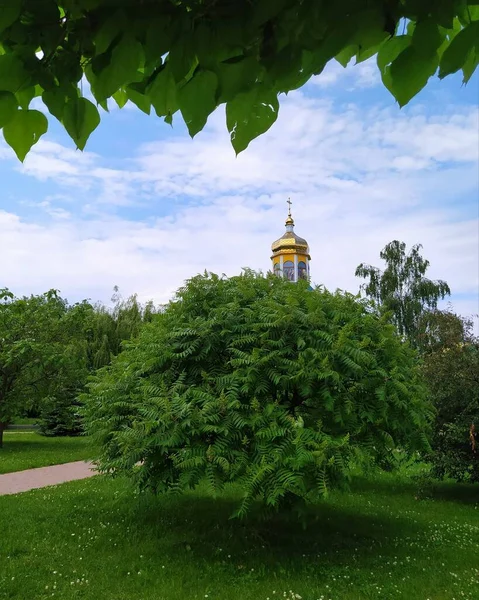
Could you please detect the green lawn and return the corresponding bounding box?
[0,433,94,474]
[0,472,478,600]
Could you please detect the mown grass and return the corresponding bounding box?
[0,471,478,600]
[0,433,94,474]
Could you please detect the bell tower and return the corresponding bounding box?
[271,199,311,281]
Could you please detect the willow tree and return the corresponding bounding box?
[0,0,478,160]
[83,271,430,518]
[356,241,451,347]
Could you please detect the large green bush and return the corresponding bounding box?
[83,271,430,517]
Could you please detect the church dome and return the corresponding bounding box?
[271,205,310,256]
[271,200,311,282]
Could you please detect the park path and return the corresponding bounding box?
[0,461,97,496]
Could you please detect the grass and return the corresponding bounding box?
[0,471,478,600]
[10,417,39,426]
[0,433,94,474]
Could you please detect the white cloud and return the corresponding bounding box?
[0,89,477,327]
[309,57,380,89]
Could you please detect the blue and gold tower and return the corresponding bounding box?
[271,200,311,281]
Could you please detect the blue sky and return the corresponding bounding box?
[0,58,478,324]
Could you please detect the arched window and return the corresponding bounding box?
[298,261,307,280]
[283,260,294,281]
[273,262,281,277]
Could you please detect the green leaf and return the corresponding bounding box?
[226,84,279,154]
[16,86,36,110]
[168,36,198,83]
[377,36,412,73]
[42,86,69,122]
[353,8,390,63]
[216,57,260,103]
[92,34,144,101]
[0,90,17,127]
[0,0,21,34]
[94,9,127,55]
[147,65,178,118]
[462,45,479,83]
[335,45,357,68]
[63,97,100,150]
[0,54,30,93]
[126,84,151,115]
[3,109,48,161]
[178,69,218,137]
[388,46,438,106]
[412,19,445,57]
[439,21,479,78]
[112,88,128,109]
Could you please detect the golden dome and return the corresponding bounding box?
[271,201,310,257]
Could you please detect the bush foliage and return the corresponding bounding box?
[83,271,430,517]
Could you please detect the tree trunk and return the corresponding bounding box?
[0,422,6,448]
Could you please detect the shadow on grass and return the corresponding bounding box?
[113,483,424,569]
[353,472,479,505]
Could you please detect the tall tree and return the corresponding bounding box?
[419,309,479,482]
[355,240,450,347]
[0,1,477,160]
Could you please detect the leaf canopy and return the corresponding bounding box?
[0,0,477,160]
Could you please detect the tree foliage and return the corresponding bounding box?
[0,288,77,446]
[0,0,477,160]
[0,287,159,442]
[420,309,479,482]
[356,240,450,347]
[83,271,430,518]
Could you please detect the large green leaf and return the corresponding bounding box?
[3,109,48,161]
[112,88,128,109]
[126,84,151,115]
[94,10,127,55]
[216,57,260,103]
[92,34,144,101]
[63,97,100,150]
[0,54,30,93]
[178,69,218,137]
[147,65,178,118]
[0,91,17,127]
[439,21,479,79]
[377,36,412,73]
[0,0,21,34]
[226,85,279,154]
[16,86,36,110]
[42,86,69,122]
[388,46,439,106]
[412,19,445,56]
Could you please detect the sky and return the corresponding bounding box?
[1,58,478,324]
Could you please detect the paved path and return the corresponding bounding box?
[0,461,97,496]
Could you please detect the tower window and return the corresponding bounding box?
[283,260,294,281]
[298,261,307,280]
[273,263,281,276]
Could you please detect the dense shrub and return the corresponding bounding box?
[83,271,430,517]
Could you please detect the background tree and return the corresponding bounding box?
[83,271,430,518]
[0,0,477,160]
[355,240,450,347]
[0,289,74,446]
[0,287,160,442]
[419,309,479,482]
